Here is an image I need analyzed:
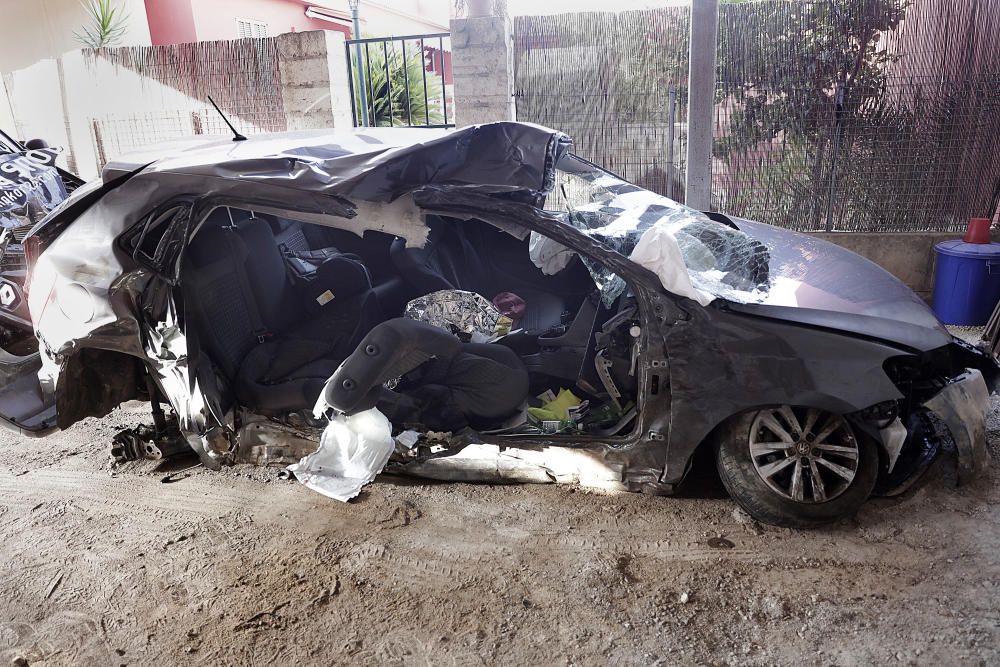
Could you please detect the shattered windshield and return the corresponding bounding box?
[540,155,770,305]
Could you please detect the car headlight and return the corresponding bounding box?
[55,282,95,323]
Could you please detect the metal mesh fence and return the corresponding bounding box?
[82,38,287,170]
[514,0,1000,233]
[714,0,1000,232]
[90,109,288,166]
[513,9,691,202]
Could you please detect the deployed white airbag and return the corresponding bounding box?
[629,224,714,306]
[288,408,395,502]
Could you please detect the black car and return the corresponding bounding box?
[4,122,995,527]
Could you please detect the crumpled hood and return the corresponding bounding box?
[729,217,952,350]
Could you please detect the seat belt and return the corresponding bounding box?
[220,214,271,344]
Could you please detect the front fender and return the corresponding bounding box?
[661,305,908,485]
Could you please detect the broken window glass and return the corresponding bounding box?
[122,203,192,280]
[541,155,770,305]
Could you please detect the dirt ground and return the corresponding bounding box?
[1,343,999,665]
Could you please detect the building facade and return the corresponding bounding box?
[143,0,449,45]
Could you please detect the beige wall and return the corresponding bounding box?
[0,0,151,75]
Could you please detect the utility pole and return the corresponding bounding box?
[349,0,370,127]
[684,0,719,211]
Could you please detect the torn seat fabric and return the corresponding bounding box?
[322,318,529,431]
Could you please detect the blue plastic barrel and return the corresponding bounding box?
[931,239,1000,325]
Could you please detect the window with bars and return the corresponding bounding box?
[236,18,268,38]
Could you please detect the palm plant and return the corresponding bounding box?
[75,0,130,49]
[354,43,445,127]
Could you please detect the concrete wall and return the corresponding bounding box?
[3,29,353,180]
[185,0,350,43]
[809,231,989,300]
[144,0,447,45]
[143,0,199,45]
[359,1,451,35]
[2,60,75,171]
[0,0,151,74]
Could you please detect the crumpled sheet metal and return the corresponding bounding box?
[923,368,991,485]
[141,290,235,468]
[30,178,157,406]
[104,122,572,204]
[288,408,395,502]
[30,123,568,463]
[404,289,512,343]
[537,156,770,305]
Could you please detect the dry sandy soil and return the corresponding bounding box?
[1,343,999,664]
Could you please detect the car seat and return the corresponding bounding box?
[182,209,381,415]
[321,318,529,431]
[270,215,412,316]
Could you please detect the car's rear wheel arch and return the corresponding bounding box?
[55,348,146,429]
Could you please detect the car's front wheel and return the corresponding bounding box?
[716,406,879,528]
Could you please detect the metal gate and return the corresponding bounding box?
[345,33,455,128]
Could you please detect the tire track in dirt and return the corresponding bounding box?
[0,468,301,527]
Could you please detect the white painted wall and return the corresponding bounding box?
[0,80,17,133]
[0,0,151,75]
[359,0,450,35]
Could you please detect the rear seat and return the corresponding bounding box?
[183,209,380,415]
[389,216,594,334]
[270,216,412,316]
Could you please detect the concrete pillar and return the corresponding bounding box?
[684,0,719,211]
[450,16,516,127]
[276,30,353,131]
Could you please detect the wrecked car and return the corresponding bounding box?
[2,121,996,527]
[0,128,81,350]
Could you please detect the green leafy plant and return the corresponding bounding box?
[75,0,130,49]
[355,44,445,127]
[713,0,911,229]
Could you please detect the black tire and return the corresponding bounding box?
[715,409,879,528]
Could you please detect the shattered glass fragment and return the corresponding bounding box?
[542,155,771,305]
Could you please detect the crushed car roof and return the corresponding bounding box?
[103,122,572,203]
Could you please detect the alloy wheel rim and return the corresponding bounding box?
[748,407,859,504]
